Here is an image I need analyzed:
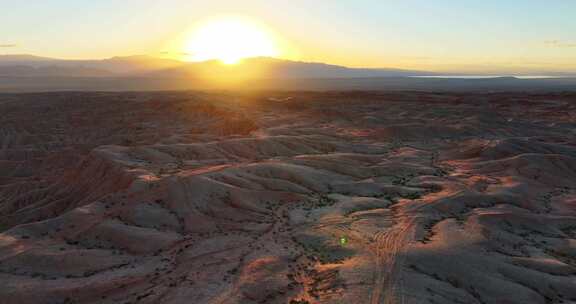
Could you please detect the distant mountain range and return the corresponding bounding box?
[0,55,183,76]
[0,54,436,78]
[1,54,575,92]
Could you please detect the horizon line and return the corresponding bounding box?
[1,53,575,75]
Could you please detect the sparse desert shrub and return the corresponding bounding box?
[402,192,422,200]
[290,300,310,304]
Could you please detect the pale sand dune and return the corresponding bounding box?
[0,91,576,304]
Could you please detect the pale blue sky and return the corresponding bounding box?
[1,0,575,72]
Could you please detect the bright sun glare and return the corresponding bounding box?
[185,17,279,64]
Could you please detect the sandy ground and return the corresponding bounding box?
[0,91,575,304]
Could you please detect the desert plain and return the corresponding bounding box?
[1,91,576,304]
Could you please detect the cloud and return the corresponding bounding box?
[544,40,576,48]
[160,51,191,56]
[0,44,17,48]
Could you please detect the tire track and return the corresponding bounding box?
[369,217,415,304]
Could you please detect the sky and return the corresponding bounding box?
[1,0,575,73]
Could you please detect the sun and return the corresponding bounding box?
[185,17,279,64]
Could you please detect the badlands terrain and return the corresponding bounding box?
[1,90,576,304]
